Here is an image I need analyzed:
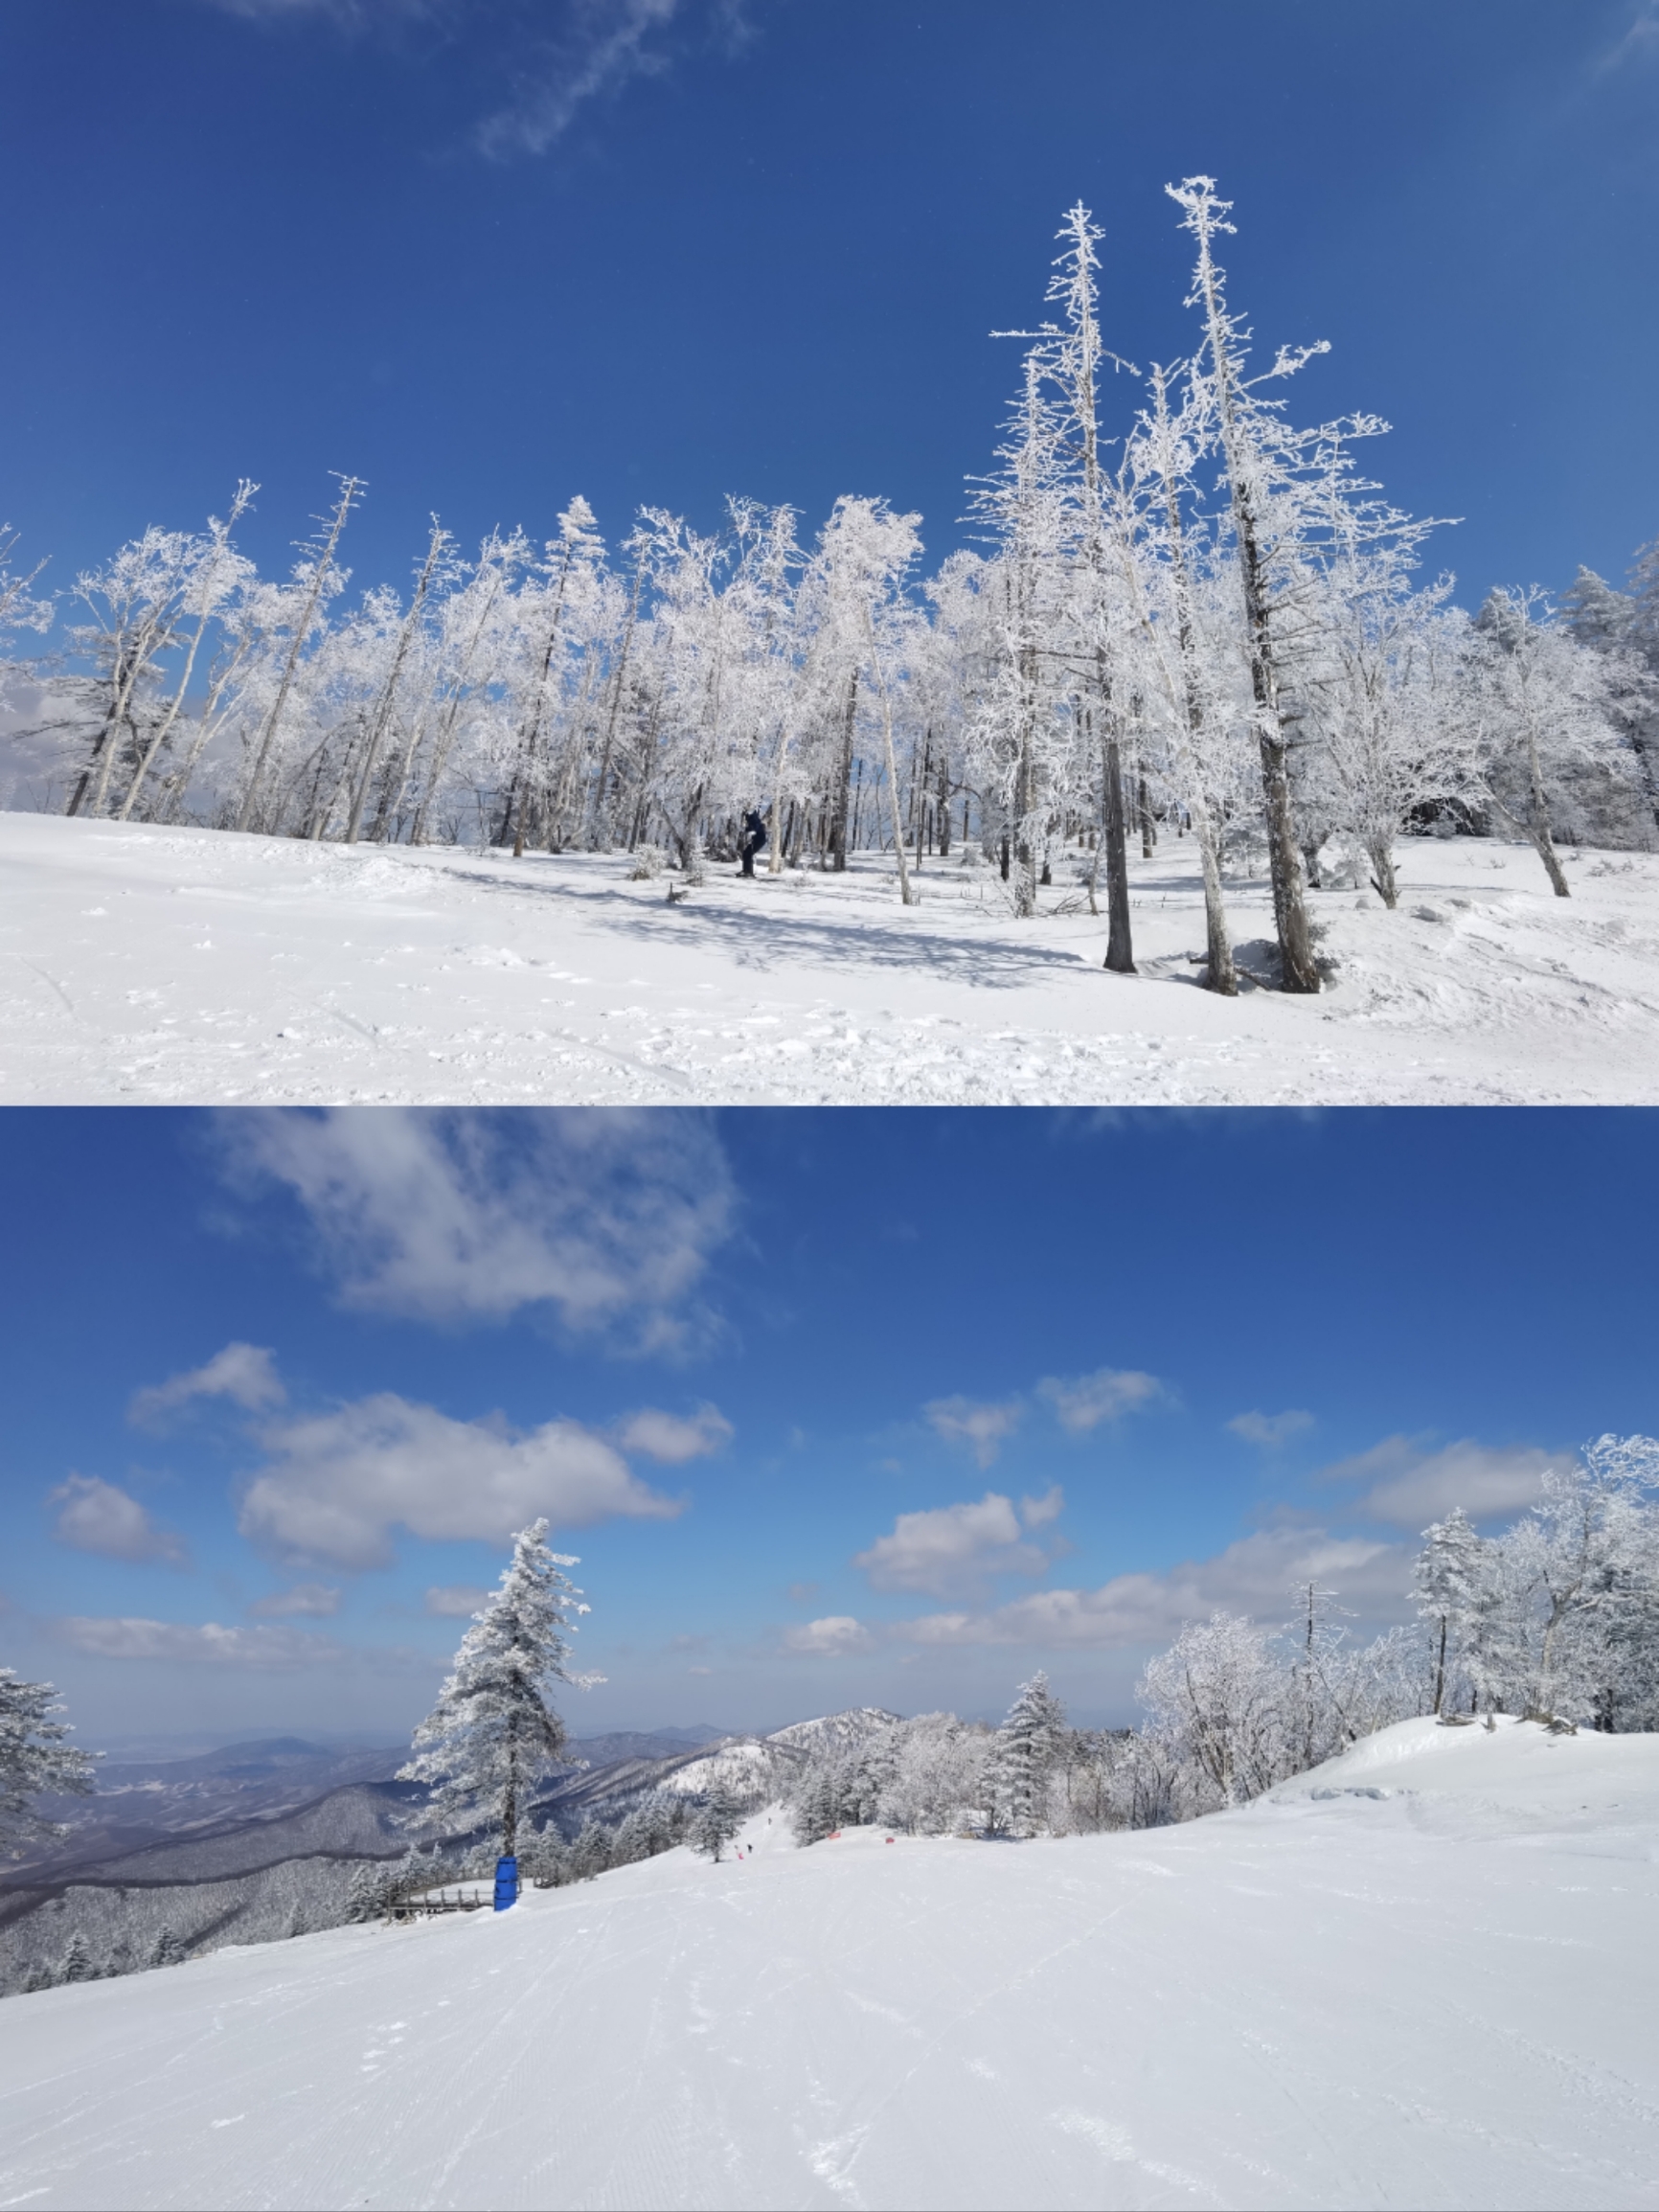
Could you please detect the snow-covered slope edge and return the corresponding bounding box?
[3,1729,1656,2212]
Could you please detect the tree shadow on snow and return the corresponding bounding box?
[427,863,1093,990]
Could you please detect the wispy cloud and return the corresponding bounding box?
[216,1107,734,1351]
[478,0,683,159]
[249,1583,341,1617]
[1591,0,1659,76]
[53,1616,362,1669]
[46,1476,190,1567]
[198,0,759,160]
[1228,1408,1314,1448]
[1037,1367,1164,1433]
[923,1396,1023,1468]
[129,1342,284,1427]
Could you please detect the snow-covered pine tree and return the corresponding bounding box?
[345,1860,393,1923]
[989,1672,1068,1836]
[0,1668,98,1844]
[1414,1507,1485,1715]
[691,1777,742,1861]
[59,1932,95,1984]
[569,1820,614,1881]
[398,1519,590,1859]
[148,1927,185,1969]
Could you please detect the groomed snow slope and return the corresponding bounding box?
[5,813,1658,1104]
[3,1719,1657,2212]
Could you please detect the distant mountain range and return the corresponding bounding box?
[0,1716,892,1993]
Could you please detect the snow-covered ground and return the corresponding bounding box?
[4,812,1657,1104]
[4,1717,1657,2211]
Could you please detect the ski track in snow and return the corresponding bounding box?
[4,814,1658,1103]
[3,1720,1658,2210]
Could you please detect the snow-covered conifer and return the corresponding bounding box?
[398,1520,591,1859]
[59,1932,95,1984]
[988,1672,1067,1836]
[0,1669,98,1843]
[1414,1508,1485,1715]
[569,1820,613,1881]
[690,1778,742,1861]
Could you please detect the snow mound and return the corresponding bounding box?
[1281,1712,1659,1829]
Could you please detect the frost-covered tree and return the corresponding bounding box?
[1167,176,1329,993]
[1469,589,1632,893]
[147,1927,185,1969]
[1414,1507,1485,1716]
[691,1778,742,1861]
[987,1672,1068,1836]
[1139,1612,1285,1810]
[398,1520,591,1859]
[233,474,362,832]
[59,1932,96,1984]
[0,1669,98,1843]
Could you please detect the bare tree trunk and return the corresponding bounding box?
[865,604,915,904]
[1102,722,1135,972]
[1367,840,1399,907]
[1524,718,1570,897]
[827,671,858,871]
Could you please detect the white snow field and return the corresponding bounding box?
[4,1719,1658,2212]
[3,812,1658,1104]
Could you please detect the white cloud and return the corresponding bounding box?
[1036,1368,1163,1433]
[476,0,683,159]
[46,1475,189,1566]
[784,1616,874,1656]
[249,1583,341,1618]
[425,1585,490,1617]
[1322,1435,1570,1527]
[923,1396,1023,1468]
[853,1490,1059,1599]
[612,1404,733,1463]
[897,1526,1408,1652]
[219,1108,733,1347]
[54,1616,353,1668]
[129,1342,284,1426]
[239,1391,681,1568]
[1228,1408,1315,1448]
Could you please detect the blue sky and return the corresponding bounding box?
[2,1107,1653,1748]
[3,0,1657,620]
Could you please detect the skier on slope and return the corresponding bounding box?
[738,807,768,878]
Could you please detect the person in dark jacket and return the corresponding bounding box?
[739,807,768,878]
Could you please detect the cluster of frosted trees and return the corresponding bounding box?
[781,1434,1659,1836]
[7,179,1654,982]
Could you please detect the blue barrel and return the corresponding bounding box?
[493,1855,519,1911]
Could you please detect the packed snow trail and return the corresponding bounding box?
[4,813,1659,1103]
[3,1720,1658,2210]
